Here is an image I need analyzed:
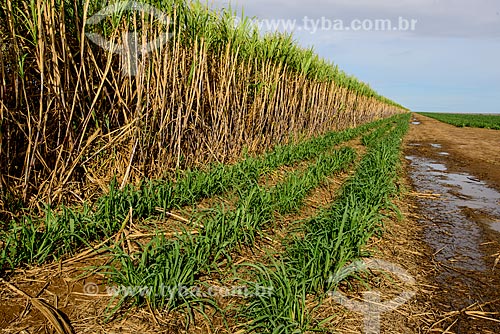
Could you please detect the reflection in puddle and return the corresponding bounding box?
[438,152,450,156]
[428,162,447,171]
[491,221,500,233]
[412,121,421,125]
[445,173,500,212]
[406,154,500,273]
[430,143,442,149]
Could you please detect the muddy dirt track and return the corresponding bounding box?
[404,113,500,333]
[406,114,500,191]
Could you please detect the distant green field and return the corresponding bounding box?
[418,112,500,130]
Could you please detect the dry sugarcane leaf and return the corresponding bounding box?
[30,298,75,334]
[1,279,75,334]
[493,254,500,270]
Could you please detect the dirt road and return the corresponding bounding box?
[404,113,500,333]
[406,114,500,191]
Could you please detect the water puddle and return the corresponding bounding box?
[405,154,500,273]
[428,162,447,171]
[411,121,421,125]
[491,221,500,233]
[406,138,500,330]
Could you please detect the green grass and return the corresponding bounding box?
[100,145,358,314]
[0,120,381,275]
[0,114,411,333]
[239,113,410,333]
[418,112,500,130]
[94,114,409,330]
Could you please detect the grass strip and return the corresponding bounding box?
[418,112,500,130]
[0,120,384,274]
[98,145,359,319]
[238,113,411,333]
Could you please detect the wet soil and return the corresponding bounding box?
[404,114,500,333]
[406,114,500,191]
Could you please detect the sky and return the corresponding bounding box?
[210,0,500,113]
